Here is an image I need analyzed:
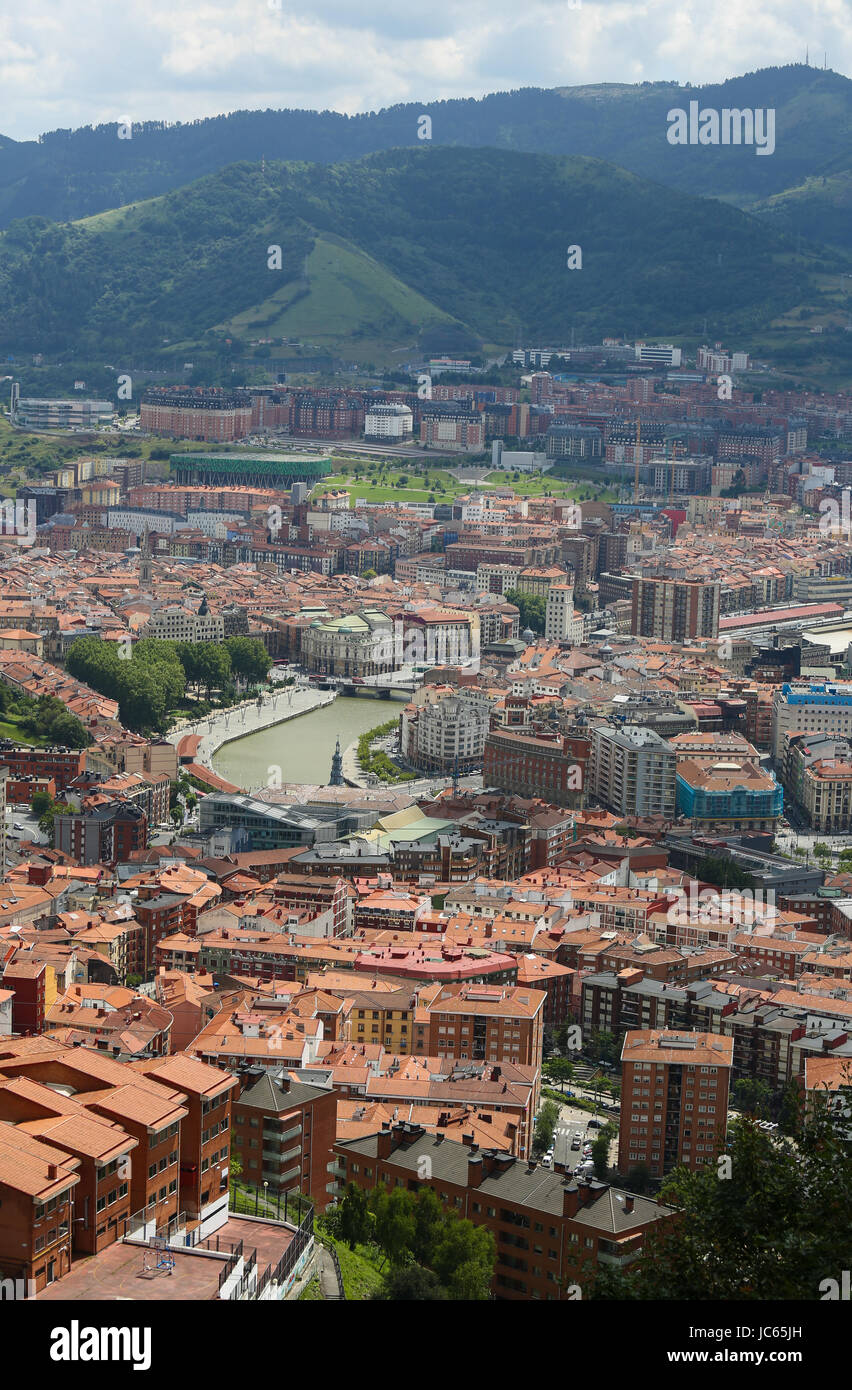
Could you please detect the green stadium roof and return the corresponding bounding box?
[170,452,332,479]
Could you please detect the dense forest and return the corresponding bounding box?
[0,65,850,235]
[0,146,837,360]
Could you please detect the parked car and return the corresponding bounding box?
[587,1118,603,1128]
[541,1155,553,1169]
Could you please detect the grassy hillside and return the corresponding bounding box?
[0,146,843,369]
[223,232,463,363]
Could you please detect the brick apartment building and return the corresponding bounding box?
[618,1029,734,1180]
[0,743,87,794]
[333,1122,673,1299]
[0,1040,237,1291]
[54,801,148,866]
[483,728,589,809]
[414,983,546,1074]
[231,1066,337,1212]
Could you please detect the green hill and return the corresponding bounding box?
[0,146,843,367]
[0,65,850,242]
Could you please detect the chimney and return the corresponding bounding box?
[467,1153,484,1187]
[47,1163,60,1180]
[624,1194,635,1214]
[562,1182,580,1217]
[376,1124,393,1159]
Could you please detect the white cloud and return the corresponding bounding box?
[0,0,848,140]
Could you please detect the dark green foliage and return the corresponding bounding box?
[593,1103,852,1300]
[506,589,546,635]
[371,1266,448,1300]
[533,1099,560,1157]
[16,694,90,748]
[0,141,839,361]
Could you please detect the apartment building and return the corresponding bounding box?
[145,606,225,643]
[0,1039,237,1288]
[783,732,852,831]
[630,577,720,642]
[772,681,852,761]
[54,800,148,866]
[415,983,546,1073]
[419,407,484,452]
[333,1122,673,1299]
[482,728,588,809]
[589,724,677,819]
[231,1066,337,1212]
[402,693,491,774]
[618,1029,734,1179]
[675,757,783,830]
[544,582,584,645]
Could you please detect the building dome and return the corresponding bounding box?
[522,626,536,645]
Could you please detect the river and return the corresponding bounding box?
[210,694,404,789]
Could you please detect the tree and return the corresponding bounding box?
[593,1106,852,1301]
[591,1124,616,1180]
[372,1266,448,1300]
[224,636,271,685]
[38,800,71,844]
[732,1077,771,1118]
[505,588,546,635]
[544,1058,574,1091]
[30,790,53,818]
[333,1183,371,1251]
[533,1099,560,1157]
[430,1219,495,1300]
[194,643,232,698]
[369,1185,416,1267]
[411,1187,445,1266]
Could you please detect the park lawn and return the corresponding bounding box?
[485,469,620,500]
[317,471,467,507]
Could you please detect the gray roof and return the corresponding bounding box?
[239,1069,331,1112]
[336,1129,671,1231]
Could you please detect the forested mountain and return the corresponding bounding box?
[0,147,836,363]
[0,66,850,247]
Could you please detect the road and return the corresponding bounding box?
[549,1097,619,1174]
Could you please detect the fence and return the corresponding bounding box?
[229,1178,313,1228]
[254,1204,315,1299]
[217,1239,244,1295]
[329,1244,345,1300]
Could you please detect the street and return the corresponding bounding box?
[549,1096,619,1173]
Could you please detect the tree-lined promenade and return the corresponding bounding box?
[65,634,271,736]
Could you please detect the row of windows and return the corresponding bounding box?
[148,1152,178,1178]
[95,1182,129,1213]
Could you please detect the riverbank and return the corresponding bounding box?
[167,686,336,773]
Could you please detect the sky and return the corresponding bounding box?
[0,0,849,141]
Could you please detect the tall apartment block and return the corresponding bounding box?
[589,724,677,819]
[630,577,720,642]
[618,1029,734,1179]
